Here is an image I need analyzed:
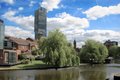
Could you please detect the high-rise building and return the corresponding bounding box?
[34,7,47,40]
[0,19,5,49]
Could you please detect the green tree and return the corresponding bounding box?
[80,39,108,63]
[109,46,120,58]
[39,29,80,67]
[31,47,41,56]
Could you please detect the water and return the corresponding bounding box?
[0,64,120,80]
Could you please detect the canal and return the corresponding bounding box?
[0,64,120,80]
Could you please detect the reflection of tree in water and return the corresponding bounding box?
[80,71,106,80]
[0,65,108,80]
[35,68,80,80]
[0,74,17,80]
[79,65,107,80]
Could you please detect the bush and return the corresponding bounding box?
[18,54,27,60]
[21,59,30,64]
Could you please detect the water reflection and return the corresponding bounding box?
[0,64,120,80]
[78,64,106,80]
[35,68,80,80]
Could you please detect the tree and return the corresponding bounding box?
[80,39,108,63]
[39,29,80,67]
[31,47,41,56]
[109,46,120,58]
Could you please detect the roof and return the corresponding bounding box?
[5,36,37,46]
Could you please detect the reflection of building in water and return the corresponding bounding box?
[34,7,47,40]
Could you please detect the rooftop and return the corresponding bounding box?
[5,36,37,46]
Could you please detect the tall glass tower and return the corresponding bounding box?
[34,7,47,40]
[0,19,5,49]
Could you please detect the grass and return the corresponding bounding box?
[0,60,51,70]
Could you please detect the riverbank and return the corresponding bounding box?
[0,61,85,71]
[0,61,50,71]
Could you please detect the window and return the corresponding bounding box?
[8,52,16,63]
[4,41,7,47]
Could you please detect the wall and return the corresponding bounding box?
[0,50,4,64]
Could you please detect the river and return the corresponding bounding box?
[0,64,120,80]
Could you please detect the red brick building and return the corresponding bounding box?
[0,36,37,65]
[5,36,37,55]
[0,19,37,65]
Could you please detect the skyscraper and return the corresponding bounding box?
[34,7,47,40]
[0,19,5,49]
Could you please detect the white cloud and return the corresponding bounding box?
[41,0,61,12]
[29,1,36,7]
[61,28,120,47]
[2,10,34,31]
[47,12,89,47]
[0,0,14,4]
[18,7,24,11]
[5,26,34,39]
[2,10,16,17]
[83,30,120,42]
[83,4,120,20]
[3,10,120,47]
[47,12,89,31]
[77,8,82,11]
[2,10,89,41]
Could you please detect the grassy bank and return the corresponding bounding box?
[0,60,51,70]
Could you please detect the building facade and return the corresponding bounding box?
[0,19,37,65]
[5,36,37,55]
[104,40,118,48]
[0,20,18,65]
[0,19,5,49]
[34,7,47,40]
[0,19,5,64]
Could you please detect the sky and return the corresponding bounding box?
[0,0,120,47]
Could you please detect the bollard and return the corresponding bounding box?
[114,76,120,80]
[114,73,120,80]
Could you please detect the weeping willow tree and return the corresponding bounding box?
[80,39,108,63]
[39,29,80,67]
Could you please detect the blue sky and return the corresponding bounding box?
[0,0,120,47]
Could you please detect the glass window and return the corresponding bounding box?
[4,41,7,47]
[8,52,17,64]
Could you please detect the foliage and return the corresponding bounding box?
[39,29,80,67]
[21,59,30,64]
[80,39,108,63]
[109,46,120,58]
[31,47,41,56]
[18,53,35,62]
[18,53,27,60]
